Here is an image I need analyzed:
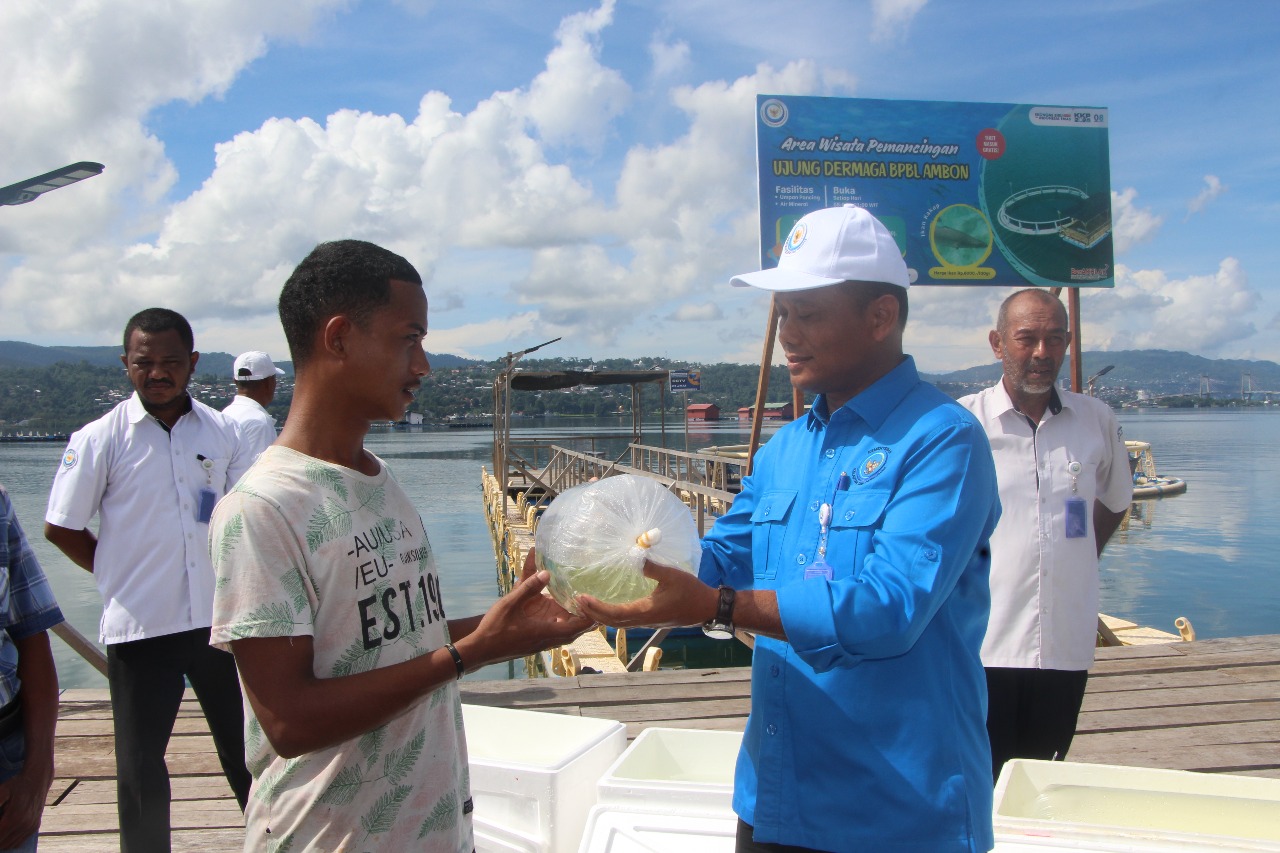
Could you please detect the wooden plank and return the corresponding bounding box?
[55,716,220,736]
[40,800,243,834]
[1161,634,1280,655]
[1079,700,1280,732]
[1080,666,1269,694]
[574,697,755,724]
[1222,664,1280,683]
[1081,680,1280,711]
[52,777,237,806]
[51,622,109,677]
[1071,720,1280,775]
[1094,636,1280,663]
[41,636,1280,847]
[1091,648,1280,676]
[37,829,247,853]
[622,717,748,734]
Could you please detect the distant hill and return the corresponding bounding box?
[925,349,1280,398]
[2,341,1276,434]
[425,352,484,370]
[0,340,482,376]
[0,342,125,370]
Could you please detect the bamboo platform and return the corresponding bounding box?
[37,634,1280,848]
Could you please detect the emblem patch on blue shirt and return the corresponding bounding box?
[61,449,78,470]
[852,446,890,484]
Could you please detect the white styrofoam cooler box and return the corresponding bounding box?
[463,704,627,853]
[577,806,736,853]
[594,727,742,815]
[994,759,1280,851]
[579,728,743,853]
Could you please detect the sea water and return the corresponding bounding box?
[2,408,1278,688]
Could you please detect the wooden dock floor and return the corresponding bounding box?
[40,634,1280,849]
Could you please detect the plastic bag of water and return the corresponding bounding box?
[534,474,701,615]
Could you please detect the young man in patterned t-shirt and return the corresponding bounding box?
[209,239,591,852]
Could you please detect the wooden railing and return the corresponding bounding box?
[52,621,107,676]
[534,445,739,536]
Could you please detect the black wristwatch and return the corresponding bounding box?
[702,586,736,640]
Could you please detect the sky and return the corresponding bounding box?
[2,0,1278,373]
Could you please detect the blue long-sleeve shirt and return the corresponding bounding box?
[699,357,1000,852]
[1,485,65,707]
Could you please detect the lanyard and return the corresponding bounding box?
[809,471,851,578]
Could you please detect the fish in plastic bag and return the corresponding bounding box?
[534,474,701,615]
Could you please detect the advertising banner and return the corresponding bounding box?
[670,370,701,391]
[755,95,1114,287]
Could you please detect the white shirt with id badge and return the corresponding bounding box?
[959,382,1133,671]
[46,392,252,644]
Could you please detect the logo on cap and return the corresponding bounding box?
[783,222,808,255]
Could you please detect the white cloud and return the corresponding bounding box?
[1185,174,1227,219]
[423,312,544,361]
[668,302,723,322]
[1,20,615,344]
[1083,258,1259,354]
[871,0,930,41]
[1110,187,1163,255]
[649,36,691,80]
[901,286,1007,372]
[523,0,631,150]
[0,0,347,255]
[510,60,825,344]
[3,0,1273,375]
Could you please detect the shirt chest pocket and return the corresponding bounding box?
[750,490,797,581]
[826,489,890,580]
[193,455,231,494]
[1053,457,1101,502]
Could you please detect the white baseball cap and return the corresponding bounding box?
[731,204,909,291]
[233,351,285,381]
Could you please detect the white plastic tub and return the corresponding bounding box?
[594,726,741,815]
[463,704,627,853]
[994,759,1280,851]
[578,805,736,853]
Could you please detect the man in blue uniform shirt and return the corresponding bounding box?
[577,205,1001,853]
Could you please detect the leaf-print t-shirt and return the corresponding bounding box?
[209,445,472,853]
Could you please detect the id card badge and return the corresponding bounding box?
[1064,496,1088,539]
[196,486,218,523]
[804,559,834,580]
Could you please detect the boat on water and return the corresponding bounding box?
[0,431,70,442]
[1126,440,1188,499]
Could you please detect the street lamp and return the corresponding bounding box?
[0,161,104,206]
[1086,364,1115,397]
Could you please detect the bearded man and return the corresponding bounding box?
[959,288,1132,784]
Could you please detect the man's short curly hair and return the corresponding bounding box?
[279,240,422,367]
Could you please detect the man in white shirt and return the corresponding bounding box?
[223,350,284,460]
[210,239,591,852]
[44,308,253,852]
[959,289,1132,783]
